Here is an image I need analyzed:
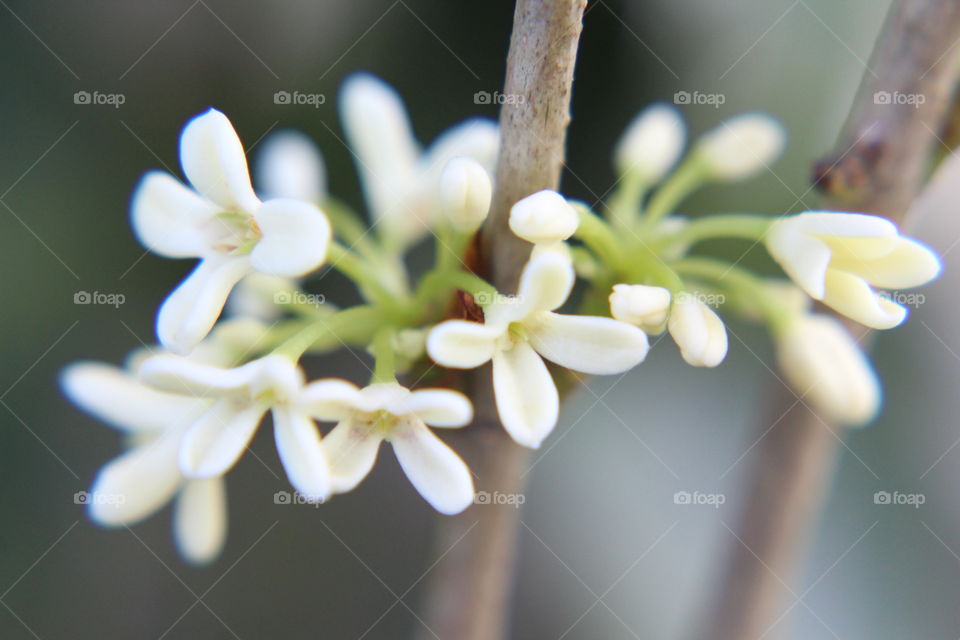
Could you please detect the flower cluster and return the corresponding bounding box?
[63,78,941,563]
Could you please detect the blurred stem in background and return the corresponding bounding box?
[698,2,960,639]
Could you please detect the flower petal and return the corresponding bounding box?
[528,312,650,374]
[272,407,331,502]
[299,379,366,421]
[420,118,499,181]
[178,399,268,478]
[322,417,382,492]
[61,362,207,432]
[250,199,331,277]
[842,236,941,289]
[821,270,906,329]
[389,418,474,514]
[174,476,227,565]
[767,219,833,299]
[667,297,728,367]
[492,341,558,448]
[131,171,219,258]
[255,130,326,203]
[88,432,182,526]
[156,256,252,354]
[180,109,260,212]
[394,389,473,428]
[516,251,575,315]
[427,320,500,368]
[140,354,256,397]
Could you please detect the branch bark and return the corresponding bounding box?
[703,3,960,639]
[418,2,586,639]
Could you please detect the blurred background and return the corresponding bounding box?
[3,0,959,638]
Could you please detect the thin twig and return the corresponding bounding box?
[702,3,960,639]
[417,2,586,639]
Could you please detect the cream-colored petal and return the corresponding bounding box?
[394,389,473,428]
[131,171,219,258]
[140,354,255,397]
[840,236,941,289]
[492,341,558,448]
[528,312,649,374]
[767,219,833,299]
[272,407,331,502]
[156,256,252,355]
[515,250,576,315]
[178,399,268,478]
[821,270,906,329]
[667,297,728,367]
[388,418,474,515]
[174,476,227,565]
[255,130,326,203]
[421,118,499,179]
[299,379,366,422]
[322,417,382,493]
[88,431,182,526]
[427,320,500,369]
[61,362,207,432]
[793,211,897,239]
[179,109,260,213]
[250,199,331,277]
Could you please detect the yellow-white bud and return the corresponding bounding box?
[696,113,785,181]
[776,314,880,425]
[614,104,685,183]
[439,157,492,232]
[609,284,672,333]
[509,190,579,245]
[667,294,728,367]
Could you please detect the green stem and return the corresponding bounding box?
[323,197,378,259]
[272,305,383,360]
[327,242,405,309]
[415,269,497,310]
[664,214,773,247]
[644,158,706,225]
[573,203,626,272]
[607,172,647,231]
[370,327,397,384]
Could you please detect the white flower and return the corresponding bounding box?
[299,380,474,514]
[427,252,650,448]
[132,109,332,354]
[340,73,498,247]
[609,284,672,334]
[668,294,728,367]
[61,361,227,564]
[139,354,331,502]
[508,190,579,246]
[255,129,326,203]
[440,157,492,232]
[776,314,880,425]
[614,103,685,183]
[696,113,785,181]
[766,212,941,329]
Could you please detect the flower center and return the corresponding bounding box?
[208,211,262,254]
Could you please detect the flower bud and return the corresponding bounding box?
[509,190,579,245]
[696,113,785,181]
[667,294,728,367]
[439,157,492,232]
[614,104,685,183]
[609,284,671,333]
[776,314,880,425]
